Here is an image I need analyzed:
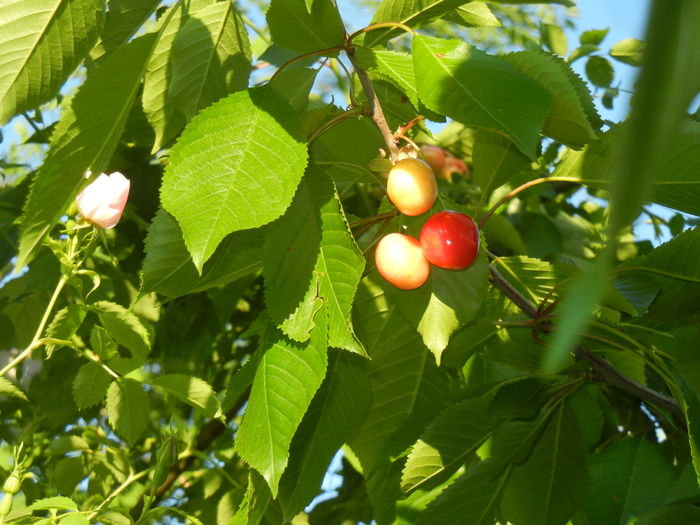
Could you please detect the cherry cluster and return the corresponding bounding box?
[375,149,479,290]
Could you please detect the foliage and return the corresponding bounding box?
[1,0,699,524]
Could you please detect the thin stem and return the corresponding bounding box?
[268,45,344,84]
[346,47,400,161]
[349,211,397,231]
[0,273,70,378]
[22,112,41,134]
[347,22,416,43]
[395,115,424,137]
[477,177,576,229]
[87,468,151,521]
[307,107,364,143]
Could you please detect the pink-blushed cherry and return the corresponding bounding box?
[375,233,431,290]
[387,158,437,216]
[420,211,480,270]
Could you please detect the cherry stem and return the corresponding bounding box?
[350,211,397,236]
[268,45,344,84]
[346,47,401,161]
[395,115,424,137]
[307,107,366,143]
[347,22,416,43]
[477,176,575,229]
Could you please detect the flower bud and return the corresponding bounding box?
[75,172,130,229]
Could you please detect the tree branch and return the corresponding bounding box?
[488,264,682,419]
[346,47,400,161]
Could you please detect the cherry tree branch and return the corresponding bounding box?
[488,265,682,419]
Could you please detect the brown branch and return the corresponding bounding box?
[130,387,251,518]
[488,264,682,419]
[346,47,400,161]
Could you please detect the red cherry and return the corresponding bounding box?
[420,211,480,270]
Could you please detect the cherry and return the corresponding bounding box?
[387,158,437,216]
[420,211,480,270]
[375,233,430,290]
[421,145,448,178]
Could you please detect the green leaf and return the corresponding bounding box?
[106,378,150,444]
[0,377,27,401]
[269,67,318,113]
[90,301,151,366]
[28,496,78,511]
[45,304,87,357]
[441,319,499,369]
[391,246,489,365]
[628,228,700,283]
[58,512,90,525]
[277,351,370,521]
[480,214,527,256]
[500,403,588,525]
[585,55,614,87]
[89,325,118,360]
[266,0,345,54]
[264,166,366,352]
[417,460,508,525]
[235,315,328,496]
[580,28,609,46]
[141,209,263,299]
[540,23,567,56]
[637,504,700,525]
[52,455,86,496]
[503,49,600,145]
[366,0,469,46]
[0,0,104,124]
[72,362,112,409]
[401,396,493,494]
[583,437,674,524]
[151,374,220,418]
[412,35,551,158]
[472,129,530,199]
[230,470,272,525]
[168,2,251,122]
[160,86,308,271]
[445,3,500,28]
[89,0,160,62]
[16,33,157,270]
[610,38,645,66]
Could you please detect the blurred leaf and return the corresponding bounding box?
[413,35,551,158]
[610,38,645,66]
[16,33,157,270]
[161,86,307,271]
[72,362,112,409]
[540,23,567,56]
[637,505,700,524]
[151,374,220,418]
[0,377,27,401]
[106,378,150,444]
[472,129,530,199]
[141,209,263,299]
[28,496,78,511]
[585,55,614,87]
[267,0,345,54]
[0,0,104,124]
[236,315,328,496]
[624,227,700,283]
[445,3,500,28]
[580,28,609,46]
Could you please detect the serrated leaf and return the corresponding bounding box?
[391,247,489,365]
[269,67,318,113]
[0,377,28,401]
[0,0,104,124]
[90,325,118,360]
[235,315,328,496]
[72,362,112,409]
[472,129,530,199]
[500,403,587,525]
[412,35,551,158]
[277,351,370,521]
[45,304,86,357]
[417,460,507,525]
[585,55,614,87]
[504,49,599,145]
[141,209,263,299]
[160,86,308,271]
[632,227,700,283]
[58,512,90,525]
[441,319,499,369]
[106,378,150,444]
[28,496,78,511]
[15,33,157,270]
[446,2,500,28]
[151,374,220,418]
[610,38,645,66]
[89,0,160,63]
[401,396,493,494]
[90,301,151,366]
[583,438,674,524]
[267,0,345,54]
[168,2,251,122]
[366,0,468,46]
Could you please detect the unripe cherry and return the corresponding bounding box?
[387,158,437,216]
[420,211,480,270]
[375,233,430,290]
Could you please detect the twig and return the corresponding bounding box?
[487,264,682,419]
[268,45,344,84]
[346,48,400,161]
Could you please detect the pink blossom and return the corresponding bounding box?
[75,172,130,229]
